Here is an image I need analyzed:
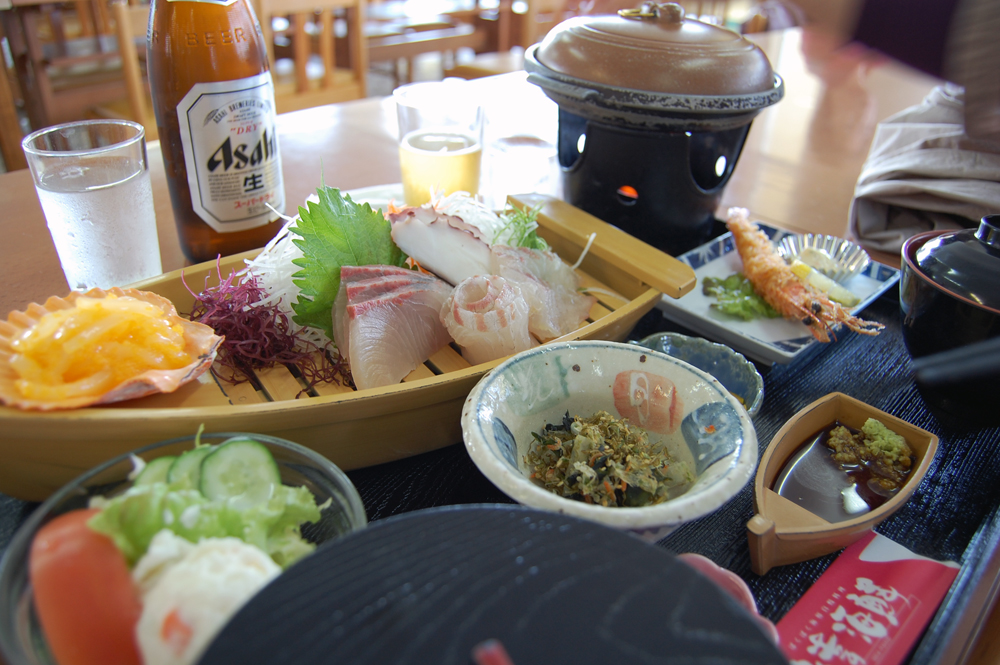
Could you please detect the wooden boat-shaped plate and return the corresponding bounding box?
[0,194,696,501]
[747,392,938,575]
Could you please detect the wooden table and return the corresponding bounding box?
[3,25,997,665]
[0,27,938,317]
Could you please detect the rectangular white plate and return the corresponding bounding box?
[656,223,900,365]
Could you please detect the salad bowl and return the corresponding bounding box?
[0,431,367,665]
[0,194,696,501]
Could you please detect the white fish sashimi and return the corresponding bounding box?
[490,246,596,341]
[332,265,453,391]
[388,207,492,285]
[441,275,532,365]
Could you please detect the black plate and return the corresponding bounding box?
[199,505,785,664]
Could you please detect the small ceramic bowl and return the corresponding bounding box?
[633,332,764,417]
[0,432,367,665]
[461,340,758,542]
[747,393,937,575]
[776,233,870,283]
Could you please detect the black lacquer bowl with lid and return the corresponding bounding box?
[900,214,1000,359]
[900,214,1000,426]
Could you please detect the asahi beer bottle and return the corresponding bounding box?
[147,0,285,263]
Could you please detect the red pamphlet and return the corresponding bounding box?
[777,531,960,665]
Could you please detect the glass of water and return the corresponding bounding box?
[22,120,162,291]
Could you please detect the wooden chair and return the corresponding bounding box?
[368,20,486,84]
[258,0,368,113]
[361,0,490,86]
[89,0,157,141]
[6,0,126,129]
[442,0,576,80]
[0,21,28,171]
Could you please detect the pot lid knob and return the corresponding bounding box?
[618,2,685,24]
[975,214,1000,249]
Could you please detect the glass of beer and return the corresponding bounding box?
[22,120,161,291]
[394,80,484,207]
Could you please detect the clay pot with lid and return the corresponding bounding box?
[900,214,1000,359]
[524,2,783,256]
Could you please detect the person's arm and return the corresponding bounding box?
[783,0,1000,142]
[946,0,1000,142]
[851,0,962,77]
[781,0,961,76]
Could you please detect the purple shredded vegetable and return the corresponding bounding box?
[183,258,352,392]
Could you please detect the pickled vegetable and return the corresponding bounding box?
[524,411,693,507]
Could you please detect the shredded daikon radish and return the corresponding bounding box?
[243,219,332,348]
[581,286,628,303]
[571,232,597,271]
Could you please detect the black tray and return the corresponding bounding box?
[338,291,1000,664]
[2,290,998,663]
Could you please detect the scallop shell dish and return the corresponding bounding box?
[0,288,222,411]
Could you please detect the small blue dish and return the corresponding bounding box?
[633,332,764,418]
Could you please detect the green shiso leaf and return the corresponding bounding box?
[289,187,408,339]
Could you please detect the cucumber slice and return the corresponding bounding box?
[133,455,176,487]
[166,445,216,488]
[199,438,281,509]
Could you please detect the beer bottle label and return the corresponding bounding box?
[176,71,285,233]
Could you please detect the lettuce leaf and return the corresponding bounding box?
[289,187,408,339]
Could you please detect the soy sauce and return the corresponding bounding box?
[772,422,898,523]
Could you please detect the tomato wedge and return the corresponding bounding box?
[29,508,142,665]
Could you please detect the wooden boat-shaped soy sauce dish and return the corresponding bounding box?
[747,392,938,575]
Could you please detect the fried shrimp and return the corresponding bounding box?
[725,208,883,342]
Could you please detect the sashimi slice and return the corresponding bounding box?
[490,246,596,341]
[388,207,492,285]
[441,275,532,365]
[332,265,441,359]
[331,265,454,391]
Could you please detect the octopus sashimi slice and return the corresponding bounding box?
[490,246,596,341]
[332,267,454,391]
[441,275,532,365]
[388,207,492,285]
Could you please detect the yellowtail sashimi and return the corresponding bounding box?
[332,265,453,390]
